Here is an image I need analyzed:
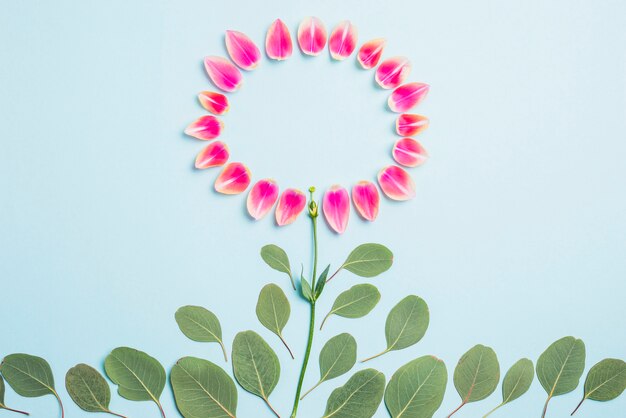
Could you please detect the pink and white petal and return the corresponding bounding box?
[184,115,224,140]
[214,162,251,195]
[247,179,279,220]
[329,20,358,60]
[388,82,430,113]
[377,166,416,201]
[266,19,293,60]
[351,181,380,221]
[396,114,429,136]
[195,141,230,169]
[225,30,261,70]
[275,188,306,226]
[357,38,386,69]
[375,56,411,89]
[297,16,327,56]
[392,138,429,167]
[198,91,229,115]
[322,185,350,234]
[204,56,243,92]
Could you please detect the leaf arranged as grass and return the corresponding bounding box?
[256,284,294,358]
[66,364,127,417]
[175,305,228,362]
[385,355,448,418]
[483,358,534,417]
[571,358,626,415]
[0,376,29,416]
[301,333,357,399]
[322,368,385,418]
[448,344,500,417]
[320,284,380,330]
[261,244,295,289]
[232,331,281,417]
[362,295,429,362]
[537,336,585,418]
[332,243,393,279]
[104,347,166,418]
[171,357,237,418]
[0,353,64,417]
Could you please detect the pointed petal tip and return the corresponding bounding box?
[185,115,224,140]
[375,56,412,89]
[214,162,251,194]
[323,185,350,234]
[377,165,416,201]
[352,181,380,221]
[392,138,429,167]
[204,56,243,92]
[266,19,293,61]
[329,20,358,60]
[357,38,386,69]
[275,188,306,226]
[195,141,230,169]
[225,30,261,70]
[396,114,429,136]
[297,16,327,56]
[198,91,229,115]
[247,179,280,220]
[388,83,430,113]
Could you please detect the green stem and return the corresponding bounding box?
[290,302,315,418]
[483,402,503,418]
[0,405,30,416]
[106,410,128,418]
[360,348,390,363]
[300,380,322,400]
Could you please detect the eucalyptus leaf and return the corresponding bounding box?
[362,295,429,362]
[0,376,29,416]
[66,364,127,417]
[175,305,228,362]
[0,353,64,416]
[322,368,385,418]
[320,284,381,330]
[483,358,534,417]
[261,244,295,289]
[301,333,357,399]
[536,336,585,418]
[571,358,626,415]
[171,357,237,418]
[104,347,166,417]
[256,283,294,359]
[385,355,448,418]
[232,331,281,417]
[339,243,393,278]
[448,344,500,416]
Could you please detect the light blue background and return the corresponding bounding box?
[1,0,625,417]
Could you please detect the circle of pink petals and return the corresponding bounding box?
[185,18,432,234]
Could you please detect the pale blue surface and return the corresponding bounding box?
[1,1,625,417]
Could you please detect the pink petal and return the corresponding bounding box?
[198,91,229,115]
[247,179,279,220]
[396,114,429,137]
[275,188,306,226]
[297,17,327,56]
[266,19,293,61]
[184,115,224,140]
[392,138,429,167]
[323,185,350,234]
[225,30,261,71]
[388,82,430,113]
[195,141,229,169]
[357,38,386,69]
[328,20,357,60]
[351,181,380,221]
[204,56,243,92]
[214,162,251,195]
[377,166,416,201]
[375,56,411,89]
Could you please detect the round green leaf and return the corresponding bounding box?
[260,244,294,288]
[571,358,626,415]
[321,284,380,329]
[175,305,227,361]
[453,344,500,403]
[319,334,357,382]
[341,244,393,277]
[385,355,448,418]
[256,284,293,358]
[501,358,534,404]
[171,357,237,418]
[323,369,385,418]
[537,336,585,397]
[65,364,117,414]
[0,376,29,415]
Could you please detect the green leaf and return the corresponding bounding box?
[449,344,500,416]
[320,284,381,330]
[322,368,385,418]
[536,336,585,418]
[484,358,534,417]
[256,284,294,359]
[261,244,295,289]
[301,333,357,399]
[104,347,166,417]
[385,355,448,418]
[175,305,228,362]
[171,357,237,418]
[0,376,29,416]
[315,265,331,298]
[0,353,63,416]
[66,364,127,417]
[340,243,393,278]
[232,331,281,417]
[301,277,313,302]
[572,358,626,415]
[362,295,429,362]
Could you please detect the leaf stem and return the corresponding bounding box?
[300,380,322,400]
[360,348,390,363]
[541,396,551,418]
[319,311,332,330]
[106,410,128,418]
[325,266,343,284]
[218,340,229,362]
[0,406,30,416]
[447,401,466,418]
[52,390,64,418]
[571,397,585,415]
[264,398,281,418]
[156,400,166,418]
[279,334,295,359]
[483,402,503,418]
